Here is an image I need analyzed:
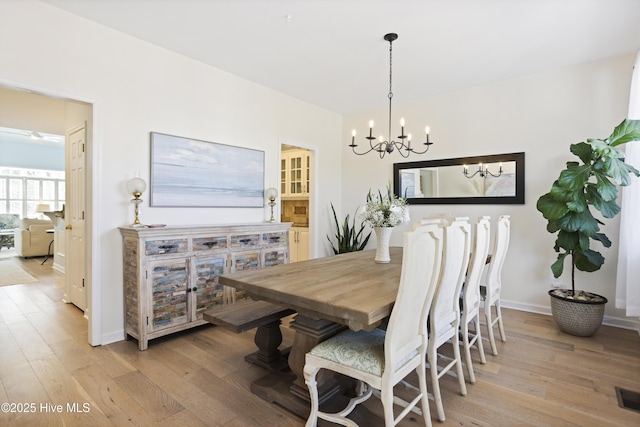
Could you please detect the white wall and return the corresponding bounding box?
[0,1,342,343]
[342,53,638,328]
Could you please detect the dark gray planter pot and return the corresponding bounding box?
[548,289,607,337]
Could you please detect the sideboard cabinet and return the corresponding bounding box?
[119,222,291,350]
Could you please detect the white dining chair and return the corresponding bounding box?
[482,215,510,356]
[303,219,444,427]
[460,216,490,383]
[427,216,470,422]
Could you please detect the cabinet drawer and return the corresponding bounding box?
[145,239,188,256]
[193,236,228,252]
[264,248,287,267]
[230,234,260,248]
[262,231,288,246]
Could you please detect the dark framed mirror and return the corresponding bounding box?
[393,152,525,204]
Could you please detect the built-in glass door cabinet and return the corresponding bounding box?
[281,149,310,199]
[119,223,291,350]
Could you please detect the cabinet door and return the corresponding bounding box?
[304,153,310,195]
[288,229,298,263]
[289,155,303,194]
[281,157,287,197]
[229,251,261,302]
[148,258,189,332]
[192,255,226,320]
[297,229,309,261]
[281,150,310,198]
[289,228,309,263]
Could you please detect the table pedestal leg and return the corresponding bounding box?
[249,313,345,418]
[288,314,345,402]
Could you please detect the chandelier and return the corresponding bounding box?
[349,33,433,159]
[463,163,503,179]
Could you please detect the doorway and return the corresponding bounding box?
[280,142,315,262]
[0,83,95,344]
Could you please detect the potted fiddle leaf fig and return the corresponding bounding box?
[536,119,640,336]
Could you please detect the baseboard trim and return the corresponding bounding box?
[502,299,640,333]
[101,330,125,346]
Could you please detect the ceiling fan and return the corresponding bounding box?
[0,126,64,143]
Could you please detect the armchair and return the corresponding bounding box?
[14,218,54,258]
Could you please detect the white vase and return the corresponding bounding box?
[374,226,393,263]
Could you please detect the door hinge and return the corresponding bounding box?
[146,316,149,325]
[82,211,85,220]
[145,270,148,279]
[82,143,85,153]
[82,278,85,288]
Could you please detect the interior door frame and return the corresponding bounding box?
[0,77,100,346]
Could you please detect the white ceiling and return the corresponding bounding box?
[42,0,640,114]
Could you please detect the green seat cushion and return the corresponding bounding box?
[310,329,385,376]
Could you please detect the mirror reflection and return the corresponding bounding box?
[394,152,525,205]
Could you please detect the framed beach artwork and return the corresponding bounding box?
[150,132,265,207]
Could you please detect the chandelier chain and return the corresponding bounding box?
[388,38,393,143]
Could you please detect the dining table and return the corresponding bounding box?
[218,247,404,418]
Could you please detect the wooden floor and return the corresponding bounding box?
[1,252,639,426]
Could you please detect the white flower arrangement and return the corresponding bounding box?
[359,184,410,228]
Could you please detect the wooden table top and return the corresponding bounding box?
[219,247,403,331]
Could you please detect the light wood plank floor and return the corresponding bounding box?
[1,252,639,426]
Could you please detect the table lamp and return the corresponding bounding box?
[36,203,51,219]
[265,187,278,222]
[127,177,147,226]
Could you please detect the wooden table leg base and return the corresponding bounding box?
[244,346,291,372]
[250,370,345,420]
[251,371,310,418]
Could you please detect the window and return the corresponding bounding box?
[0,167,65,218]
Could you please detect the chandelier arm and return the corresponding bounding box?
[350,141,379,156]
[407,144,431,155]
[397,145,411,158]
[463,170,481,179]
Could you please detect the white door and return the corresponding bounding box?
[66,124,87,311]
